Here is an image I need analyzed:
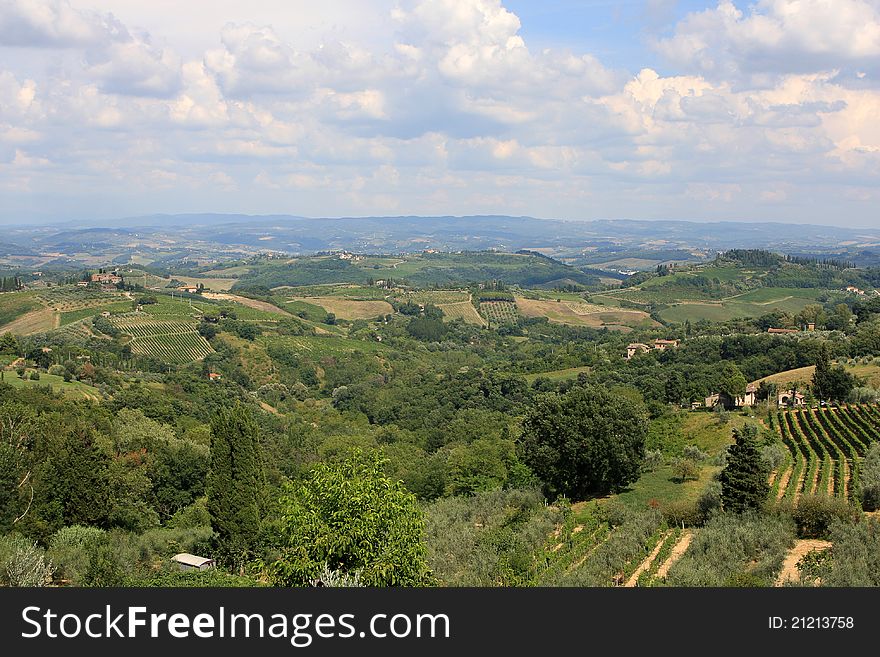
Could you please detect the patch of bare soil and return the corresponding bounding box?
[775,540,831,587]
[624,531,671,587]
[775,466,793,501]
[655,531,693,579]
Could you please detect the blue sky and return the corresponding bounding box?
[1,1,880,227]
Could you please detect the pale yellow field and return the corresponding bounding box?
[753,362,880,389]
[202,293,291,316]
[438,301,487,326]
[515,297,656,330]
[0,308,59,335]
[173,276,237,292]
[291,297,394,320]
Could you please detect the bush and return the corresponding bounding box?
[0,534,52,587]
[696,481,723,524]
[48,365,65,376]
[47,525,107,586]
[860,443,880,511]
[792,495,860,539]
[661,500,701,528]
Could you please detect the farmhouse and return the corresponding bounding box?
[207,372,222,382]
[704,383,758,410]
[171,553,215,572]
[177,286,199,294]
[653,339,680,351]
[845,286,866,295]
[90,272,122,285]
[626,339,680,359]
[778,389,806,407]
[76,281,88,287]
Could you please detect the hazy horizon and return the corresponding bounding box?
[2,1,880,227]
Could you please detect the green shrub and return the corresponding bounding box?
[0,534,52,587]
[47,525,107,585]
[792,495,860,539]
[661,500,701,528]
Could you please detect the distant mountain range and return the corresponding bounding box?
[3,215,880,270]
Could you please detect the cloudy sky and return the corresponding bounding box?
[1,0,879,226]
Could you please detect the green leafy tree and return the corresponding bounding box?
[716,362,747,399]
[811,346,857,401]
[719,425,769,513]
[518,386,647,499]
[265,451,430,587]
[206,404,263,570]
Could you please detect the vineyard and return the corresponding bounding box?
[110,316,213,363]
[480,300,519,325]
[771,405,880,502]
[437,301,487,326]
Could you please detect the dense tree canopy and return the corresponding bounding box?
[719,425,769,514]
[264,451,429,587]
[518,386,647,499]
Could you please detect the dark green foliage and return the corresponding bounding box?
[819,518,880,586]
[264,451,429,587]
[406,317,448,342]
[719,425,769,514]
[206,404,263,570]
[792,495,860,539]
[811,346,856,401]
[519,386,648,499]
[859,443,880,511]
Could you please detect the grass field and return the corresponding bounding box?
[0,371,101,400]
[60,301,133,326]
[290,297,393,320]
[0,308,58,335]
[397,290,470,305]
[0,293,42,328]
[438,301,486,326]
[752,361,880,390]
[262,334,385,358]
[613,463,720,510]
[172,276,237,291]
[523,366,592,383]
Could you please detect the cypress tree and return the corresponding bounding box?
[206,404,262,570]
[719,425,769,513]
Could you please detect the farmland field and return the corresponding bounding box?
[290,297,393,320]
[398,290,470,305]
[438,301,486,326]
[523,366,591,383]
[110,316,214,363]
[0,307,58,335]
[0,293,43,329]
[771,405,880,503]
[480,300,519,325]
[516,297,656,330]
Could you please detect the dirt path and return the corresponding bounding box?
[655,531,693,580]
[202,293,291,316]
[775,466,793,500]
[768,469,778,487]
[775,540,832,586]
[828,463,836,497]
[624,531,670,587]
[843,460,850,499]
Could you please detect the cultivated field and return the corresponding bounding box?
[0,308,58,335]
[111,316,214,363]
[438,301,486,326]
[290,297,393,320]
[480,300,520,325]
[771,405,880,503]
[516,297,656,330]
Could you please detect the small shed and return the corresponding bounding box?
[171,553,215,572]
